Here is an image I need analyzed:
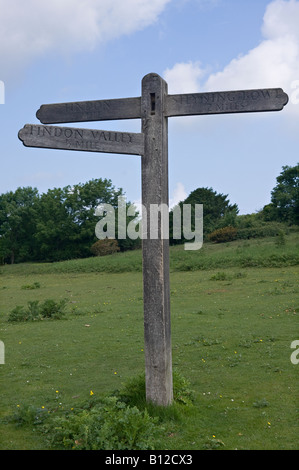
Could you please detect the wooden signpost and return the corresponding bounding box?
[19,73,288,406]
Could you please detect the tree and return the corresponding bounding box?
[0,178,137,264]
[34,186,78,261]
[0,187,39,263]
[34,178,125,261]
[269,164,299,225]
[170,187,238,244]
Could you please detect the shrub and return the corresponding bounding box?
[21,282,41,290]
[44,397,159,450]
[90,239,120,257]
[208,226,237,243]
[39,299,67,319]
[8,301,41,322]
[7,305,30,322]
[12,404,49,427]
[172,369,195,406]
[118,370,195,408]
[236,222,286,240]
[275,230,286,246]
[210,271,229,281]
[10,371,194,450]
[8,299,67,322]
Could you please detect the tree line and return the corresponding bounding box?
[0,179,139,264]
[170,164,298,244]
[0,164,298,264]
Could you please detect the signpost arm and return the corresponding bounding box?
[141,73,173,406]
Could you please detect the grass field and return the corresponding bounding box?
[0,234,298,450]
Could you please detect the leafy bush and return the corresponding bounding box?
[40,299,67,319]
[8,301,41,322]
[236,223,286,240]
[275,230,286,246]
[44,397,159,450]
[41,370,194,450]
[90,239,120,257]
[9,371,194,450]
[117,370,195,408]
[9,370,194,450]
[210,271,229,281]
[172,369,195,406]
[208,226,237,243]
[8,299,67,322]
[21,282,41,290]
[11,404,49,427]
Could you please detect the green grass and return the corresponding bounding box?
[1,233,298,276]
[0,234,298,449]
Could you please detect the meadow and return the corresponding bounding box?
[0,233,298,450]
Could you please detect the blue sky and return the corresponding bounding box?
[0,0,298,214]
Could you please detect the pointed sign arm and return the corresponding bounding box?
[18,124,144,156]
[165,88,288,117]
[36,97,142,124]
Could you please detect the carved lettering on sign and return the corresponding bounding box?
[65,100,111,115]
[166,88,288,116]
[36,97,142,123]
[18,124,144,156]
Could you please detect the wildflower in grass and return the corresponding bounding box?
[90,390,94,396]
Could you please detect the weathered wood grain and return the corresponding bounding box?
[166,88,288,117]
[36,97,142,124]
[18,124,144,156]
[141,73,173,406]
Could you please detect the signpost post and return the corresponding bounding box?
[19,73,288,406]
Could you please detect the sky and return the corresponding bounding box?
[0,0,298,215]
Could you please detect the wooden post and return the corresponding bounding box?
[141,73,173,406]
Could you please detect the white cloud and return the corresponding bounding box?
[164,0,299,117]
[261,0,299,40]
[169,182,187,208]
[164,62,204,93]
[0,0,171,78]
